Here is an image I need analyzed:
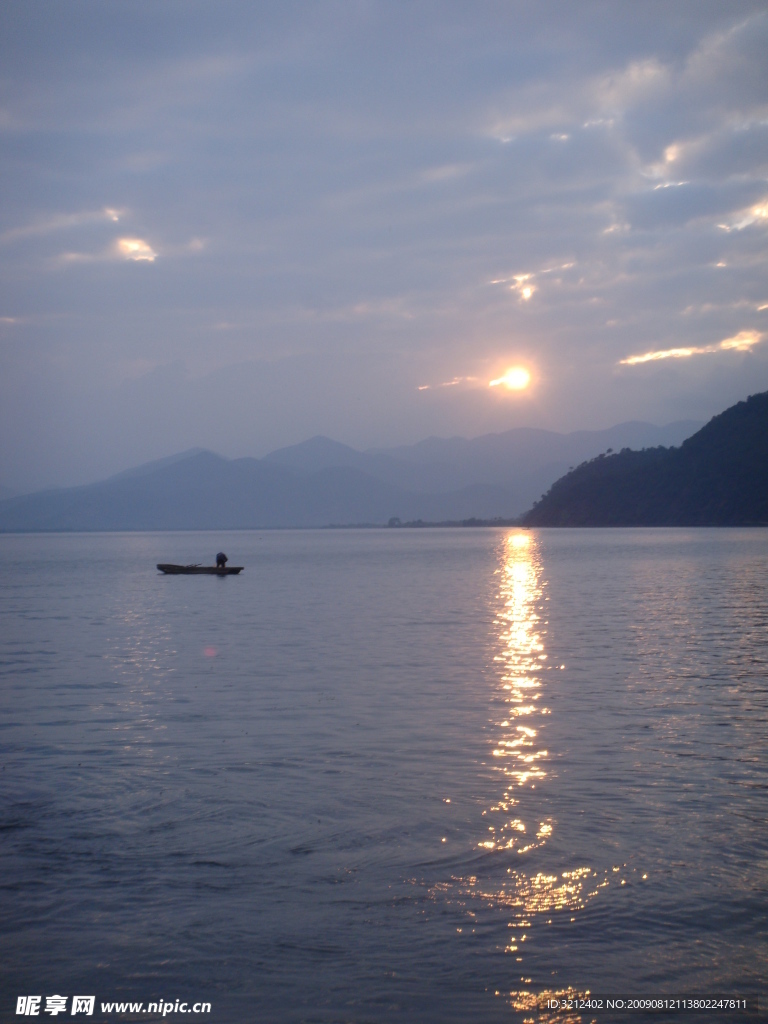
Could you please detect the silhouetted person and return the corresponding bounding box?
[216,552,228,569]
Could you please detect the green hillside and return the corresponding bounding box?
[523,391,768,527]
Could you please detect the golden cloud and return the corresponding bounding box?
[116,237,157,261]
[620,330,763,365]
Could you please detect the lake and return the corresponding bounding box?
[1,529,765,1022]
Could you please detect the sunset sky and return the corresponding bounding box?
[1,1,767,491]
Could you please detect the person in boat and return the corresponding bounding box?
[216,552,228,569]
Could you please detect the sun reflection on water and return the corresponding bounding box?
[429,531,622,1017]
[484,531,549,850]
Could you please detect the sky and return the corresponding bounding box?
[1,0,767,492]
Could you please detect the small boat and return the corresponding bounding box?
[157,563,244,575]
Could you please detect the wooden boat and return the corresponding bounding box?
[157,563,243,575]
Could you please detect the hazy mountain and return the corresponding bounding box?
[0,452,518,531]
[523,393,768,527]
[371,420,700,468]
[265,420,701,505]
[108,448,210,481]
[0,418,703,532]
[262,436,372,474]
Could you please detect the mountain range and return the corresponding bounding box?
[0,420,699,531]
[523,391,768,527]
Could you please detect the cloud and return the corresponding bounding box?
[486,56,671,143]
[115,238,157,261]
[489,272,537,302]
[504,274,536,302]
[420,163,475,184]
[0,207,124,245]
[717,200,768,232]
[417,375,478,392]
[53,236,159,265]
[624,180,765,230]
[620,330,764,365]
[490,262,577,303]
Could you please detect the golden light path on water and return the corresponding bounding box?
[431,533,623,1021]
[486,532,549,851]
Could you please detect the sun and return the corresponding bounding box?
[489,366,531,390]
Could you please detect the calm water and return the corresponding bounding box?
[1,529,766,1023]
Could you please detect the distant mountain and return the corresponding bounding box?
[522,392,768,527]
[0,452,517,531]
[265,420,701,509]
[262,436,372,474]
[0,484,16,502]
[108,447,210,481]
[370,420,699,469]
[0,418,703,532]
